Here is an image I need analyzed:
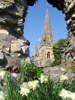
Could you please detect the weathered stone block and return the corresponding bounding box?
[4,47,10,55]
[0,52,5,64]
[72,14,75,18]
[25,57,31,63]
[6,58,21,68]
[0,29,9,35]
[0,0,14,10]
[17,39,26,46]
[14,27,22,34]
[5,47,10,52]
[0,44,4,49]
[11,43,21,52]
[21,46,29,55]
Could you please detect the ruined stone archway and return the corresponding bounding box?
[0,0,38,71]
[0,0,75,71]
[47,0,75,66]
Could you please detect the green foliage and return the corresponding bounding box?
[1,70,75,100]
[0,72,23,100]
[29,76,75,100]
[5,73,22,100]
[70,65,75,74]
[51,39,66,67]
[19,62,44,81]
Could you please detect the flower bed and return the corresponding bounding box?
[0,63,75,100]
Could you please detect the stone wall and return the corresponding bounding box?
[0,0,37,72]
[47,0,75,67]
[47,0,64,10]
[61,0,75,66]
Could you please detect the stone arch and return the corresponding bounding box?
[0,0,75,70]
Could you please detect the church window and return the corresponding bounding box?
[35,54,37,56]
[43,39,45,41]
[47,52,50,58]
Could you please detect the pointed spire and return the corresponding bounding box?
[40,9,55,47]
[34,43,39,56]
[44,8,51,33]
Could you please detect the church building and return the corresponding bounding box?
[34,9,55,67]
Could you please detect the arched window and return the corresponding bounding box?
[35,54,37,57]
[47,52,50,58]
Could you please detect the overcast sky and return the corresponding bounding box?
[24,0,68,57]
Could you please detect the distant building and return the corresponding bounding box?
[34,9,55,67]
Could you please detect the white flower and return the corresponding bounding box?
[59,89,75,100]
[20,82,30,96]
[20,82,29,89]
[70,92,75,100]
[19,88,30,96]
[0,71,6,79]
[28,80,39,90]
[59,89,72,99]
[0,91,5,100]
[39,74,48,83]
[60,74,68,82]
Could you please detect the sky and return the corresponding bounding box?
[24,0,68,57]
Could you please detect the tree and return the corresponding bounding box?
[51,39,66,66]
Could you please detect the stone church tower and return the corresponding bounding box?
[34,9,55,67]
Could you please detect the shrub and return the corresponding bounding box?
[19,62,44,81]
[51,39,66,67]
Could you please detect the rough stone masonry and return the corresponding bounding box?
[47,0,75,67]
[0,0,37,72]
[1,0,75,72]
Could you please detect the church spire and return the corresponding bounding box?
[34,43,39,57]
[44,8,51,33]
[40,9,55,47]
